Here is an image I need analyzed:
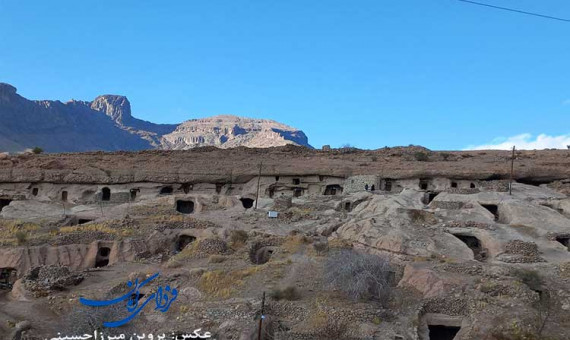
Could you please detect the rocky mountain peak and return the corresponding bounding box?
[90,95,132,124]
[0,83,17,95]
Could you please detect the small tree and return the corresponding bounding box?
[413,151,429,162]
[32,147,43,154]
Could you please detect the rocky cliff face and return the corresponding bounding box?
[160,115,310,149]
[0,83,311,152]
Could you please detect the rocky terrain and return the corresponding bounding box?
[0,83,311,153]
[0,146,568,340]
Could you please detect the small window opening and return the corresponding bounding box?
[215,183,223,194]
[130,189,138,200]
[61,191,68,201]
[344,202,351,211]
[293,178,300,185]
[160,186,173,195]
[419,179,429,190]
[32,188,39,196]
[470,183,476,189]
[275,176,280,181]
[451,182,458,188]
[181,183,192,194]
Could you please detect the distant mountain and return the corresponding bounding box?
[0,83,311,153]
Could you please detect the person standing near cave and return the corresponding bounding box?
[365,184,369,191]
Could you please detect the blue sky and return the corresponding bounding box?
[1,0,569,150]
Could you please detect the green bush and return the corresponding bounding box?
[15,231,28,245]
[32,147,43,154]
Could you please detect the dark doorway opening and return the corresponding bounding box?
[384,178,393,191]
[481,204,499,221]
[160,186,173,195]
[470,183,476,189]
[130,189,138,201]
[453,234,486,261]
[78,219,92,225]
[268,188,275,198]
[324,185,343,196]
[344,202,351,211]
[424,192,439,204]
[32,188,39,196]
[95,247,111,268]
[293,188,303,197]
[517,178,552,187]
[61,191,68,201]
[101,187,111,201]
[0,199,12,212]
[419,179,429,190]
[215,183,223,194]
[181,183,192,194]
[240,198,254,209]
[292,178,300,185]
[428,325,461,340]
[555,236,570,250]
[275,176,280,181]
[319,175,324,181]
[176,200,195,214]
[176,235,196,251]
[0,268,17,290]
[451,182,458,188]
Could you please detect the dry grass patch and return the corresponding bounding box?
[281,234,311,254]
[198,266,265,298]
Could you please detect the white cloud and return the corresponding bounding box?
[465,133,570,150]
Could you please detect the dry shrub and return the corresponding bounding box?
[229,229,248,247]
[312,241,329,255]
[324,249,392,305]
[208,255,226,263]
[269,286,299,301]
[408,209,437,225]
[307,309,348,339]
[328,238,353,250]
[15,231,28,245]
[198,266,264,298]
[281,234,310,253]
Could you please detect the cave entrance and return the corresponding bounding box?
[101,187,111,201]
[0,268,17,290]
[324,185,343,196]
[344,202,351,211]
[268,188,275,198]
[176,200,195,214]
[470,183,476,189]
[481,204,499,221]
[453,234,486,261]
[451,181,458,188]
[555,236,570,250]
[254,247,275,265]
[293,178,300,185]
[95,247,111,268]
[160,186,173,195]
[0,199,12,212]
[240,198,254,209]
[61,191,68,201]
[32,188,39,196]
[424,192,439,204]
[428,325,461,340]
[78,219,92,225]
[176,235,196,251]
[419,179,429,190]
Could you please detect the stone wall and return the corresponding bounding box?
[344,175,380,194]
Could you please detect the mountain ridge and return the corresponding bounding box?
[0,83,311,152]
